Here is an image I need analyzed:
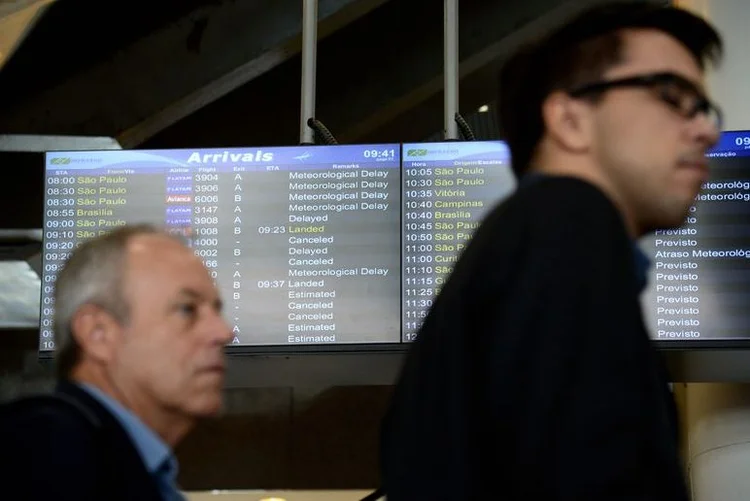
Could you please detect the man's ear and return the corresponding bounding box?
[541,90,594,153]
[70,304,121,364]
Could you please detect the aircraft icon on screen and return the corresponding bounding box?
[293,152,312,161]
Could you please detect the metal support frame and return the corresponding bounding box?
[300,0,319,144]
[443,0,459,140]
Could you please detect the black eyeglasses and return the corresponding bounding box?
[567,72,723,130]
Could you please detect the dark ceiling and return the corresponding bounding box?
[0,0,212,99]
[0,0,644,150]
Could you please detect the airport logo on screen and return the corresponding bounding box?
[47,156,101,166]
[402,141,510,165]
[405,147,460,158]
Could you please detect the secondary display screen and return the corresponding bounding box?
[400,141,515,341]
[641,130,750,343]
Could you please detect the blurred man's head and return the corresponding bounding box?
[54,224,232,441]
[497,2,723,236]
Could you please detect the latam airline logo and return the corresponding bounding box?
[186,150,274,163]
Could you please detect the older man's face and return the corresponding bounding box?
[110,234,232,419]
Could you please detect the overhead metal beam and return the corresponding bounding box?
[0,134,120,152]
[0,0,389,147]
[0,0,56,71]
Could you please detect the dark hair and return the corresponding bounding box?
[497,2,723,177]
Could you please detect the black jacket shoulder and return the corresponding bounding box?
[0,381,164,501]
[482,175,628,249]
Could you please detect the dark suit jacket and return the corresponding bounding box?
[380,176,689,500]
[0,380,164,501]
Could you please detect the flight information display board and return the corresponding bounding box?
[41,145,402,351]
[400,141,516,341]
[42,136,749,353]
[641,130,750,343]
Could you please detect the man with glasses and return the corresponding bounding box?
[379,3,722,500]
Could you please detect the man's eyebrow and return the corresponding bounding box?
[177,288,223,311]
[177,288,201,299]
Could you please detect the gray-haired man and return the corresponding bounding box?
[1,224,232,500]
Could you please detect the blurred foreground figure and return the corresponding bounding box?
[1,224,232,500]
[380,3,722,500]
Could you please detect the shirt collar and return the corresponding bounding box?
[78,383,177,477]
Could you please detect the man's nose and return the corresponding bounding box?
[693,108,721,147]
[212,314,233,344]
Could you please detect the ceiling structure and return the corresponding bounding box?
[0,0,56,71]
[0,0,639,148]
[0,0,662,330]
